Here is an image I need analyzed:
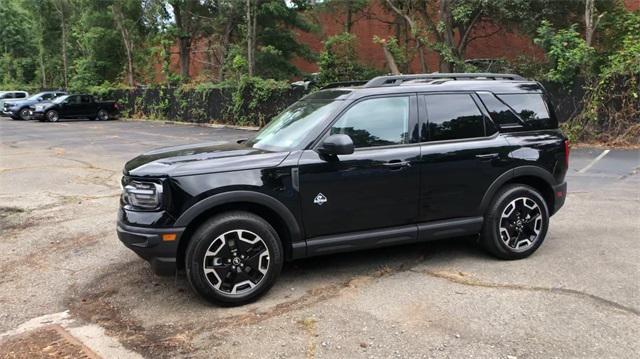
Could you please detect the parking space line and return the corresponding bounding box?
[578,149,610,173]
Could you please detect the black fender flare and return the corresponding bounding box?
[174,190,303,244]
[479,166,556,214]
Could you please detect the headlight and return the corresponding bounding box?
[121,178,163,210]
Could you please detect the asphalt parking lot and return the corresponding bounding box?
[0,117,638,358]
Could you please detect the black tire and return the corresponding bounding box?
[480,184,549,260]
[96,109,109,121]
[185,211,283,306]
[46,110,59,122]
[18,108,30,120]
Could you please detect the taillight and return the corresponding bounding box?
[564,139,570,168]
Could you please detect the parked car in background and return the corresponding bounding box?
[3,91,67,120]
[0,91,29,112]
[30,94,119,122]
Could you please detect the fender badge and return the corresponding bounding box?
[314,193,327,206]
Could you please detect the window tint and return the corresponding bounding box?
[42,93,54,100]
[81,95,92,103]
[497,94,556,129]
[16,92,26,98]
[67,96,81,104]
[425,94,485,141]
[478,93,522,127]
[331,96,410,148]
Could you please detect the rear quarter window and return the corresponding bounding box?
[497,93,557,130]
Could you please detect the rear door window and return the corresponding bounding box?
[424,94,486,141]
[496,94,556,130]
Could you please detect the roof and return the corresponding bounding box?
[306,73,544,101]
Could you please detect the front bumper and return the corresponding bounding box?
[551,181,567,215]
[30,110,45,120]
[117,222,185,276]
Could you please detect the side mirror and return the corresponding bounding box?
[37,97,43,101]
[318,134,354,156]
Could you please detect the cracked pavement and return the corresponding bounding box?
[0,118,638,358]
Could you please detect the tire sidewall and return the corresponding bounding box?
[484,185,549,259]
[19,108,30,120]
[46,110,59,122]
[97,109,108,121]
[185,212,283,306]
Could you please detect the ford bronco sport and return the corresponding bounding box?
[117,73,568,305]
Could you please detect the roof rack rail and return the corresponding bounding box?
[320,80,368,89]
[364,73,525,88]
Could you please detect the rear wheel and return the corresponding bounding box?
[480,184,549,259]
[96,109,109,121]
[185,211,283,306]
[46,110,59,122]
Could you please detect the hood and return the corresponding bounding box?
[0,99,24,108]
[3,98,49,109]
[31,101,54,109]
[124,141,289,177]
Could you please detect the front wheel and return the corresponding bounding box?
[19,108,30,120]
[185,211,283,306]
[480,184,549,260]
[46,110,59,122]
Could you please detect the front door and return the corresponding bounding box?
[62,95,83,117]
[298,95,421,239]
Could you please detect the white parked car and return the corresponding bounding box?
[0,91,29,114]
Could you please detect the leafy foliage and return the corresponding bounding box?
[318,32,381,85]
[534,20,595,85]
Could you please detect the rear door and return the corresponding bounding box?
[418,92,509,222]
[79,95,94,116]
[298,94,421,238]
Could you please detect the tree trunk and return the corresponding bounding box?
[584,0,604,47]
[246,0,257,77]
[172,1,191,80]
[381,43,400,75]
[438,0,455,72]
[178,38,191,79]
[112,5,135,87]
[217,20,234,82]
[61,20,68,89]
[345,0,352,33]
[53,0,69,89]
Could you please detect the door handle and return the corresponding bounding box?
[383,160,411,170]
[475,153,499,161]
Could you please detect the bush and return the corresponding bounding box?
[318,33,382,86]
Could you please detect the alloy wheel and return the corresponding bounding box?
[19,108,30,120]
[499,197,543,251]
[97,110,108,121]
[202,229,270,295]
[47,111,59,122]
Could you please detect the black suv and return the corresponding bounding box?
[118,73,568,305]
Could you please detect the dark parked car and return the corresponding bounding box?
[2,91,67,120]
[30,94,119,122]
[117,73,568,305]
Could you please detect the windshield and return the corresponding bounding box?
[247,100,342,152]
[28,93,49,101]
[53,95,69,103]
